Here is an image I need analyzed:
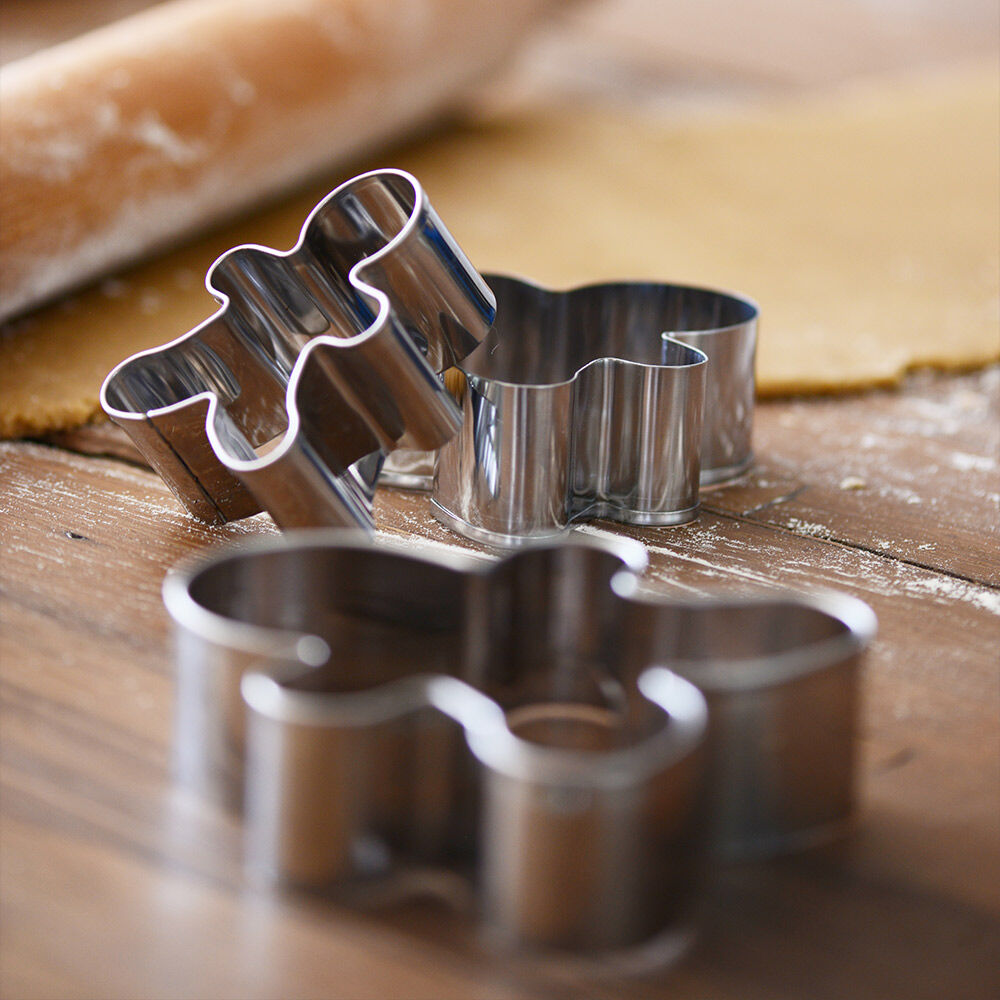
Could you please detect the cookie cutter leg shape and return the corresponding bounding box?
[164,531,876,953]
[101,169,495,530]
[381,274,758,499]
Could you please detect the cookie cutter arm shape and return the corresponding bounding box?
[101,169,495,530]
[615,584,876,858]
[164,530,876,953]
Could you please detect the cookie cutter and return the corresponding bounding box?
[100,169,495,530]
[381,275,758,547]
[164,530,875,955]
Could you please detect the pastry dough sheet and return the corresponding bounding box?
[1,64,996,437]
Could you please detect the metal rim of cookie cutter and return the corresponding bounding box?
[380,274,759,548]
[100,168,495,531]
[164,529,876,957]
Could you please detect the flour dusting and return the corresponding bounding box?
[949,451,997,473]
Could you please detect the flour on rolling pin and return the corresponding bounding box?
[0,0,552,320]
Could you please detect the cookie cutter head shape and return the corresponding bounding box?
[100,169,495,531]
[380,274,758,497]
[164,530,876,953]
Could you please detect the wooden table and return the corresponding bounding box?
[2,3,999,998]
[3,366,997,999]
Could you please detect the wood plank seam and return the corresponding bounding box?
[17,436,999,595]
[700,505,1000,592]
[736,484,809,516]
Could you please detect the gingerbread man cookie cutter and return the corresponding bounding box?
[381,275,758,546]
[165,530,875,956]
[101,169,494,530]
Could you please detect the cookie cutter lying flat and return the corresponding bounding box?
[100,169,495,530]
[381,276,758,545]
[164,530,875,955]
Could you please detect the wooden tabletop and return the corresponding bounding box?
[2,3,999,998]
[3,367,998,999]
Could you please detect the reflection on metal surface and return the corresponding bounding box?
[165,530,875,958]
[382,276,758,545]
[101,169,494,530]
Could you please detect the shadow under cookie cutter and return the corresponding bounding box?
[100,169,495,530]
[164,530,875,956]
[381,275,759,547]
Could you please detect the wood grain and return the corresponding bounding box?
[704,368,1000,586]
[2,369,998,999]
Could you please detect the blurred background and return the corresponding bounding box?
[3,0,999,94]
[1,0,996,438]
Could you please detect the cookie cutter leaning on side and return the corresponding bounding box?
[100,169,495,531]
[164,530,876,957]
[381,275,759,547]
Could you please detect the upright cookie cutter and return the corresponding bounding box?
[165,530,875,955]
[100,169,494,530]
[382,276,759,546]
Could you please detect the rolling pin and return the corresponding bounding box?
[0,0,552,321]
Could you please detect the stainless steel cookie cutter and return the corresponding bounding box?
[164,530,875,955]
[381,276,758,546]
[101,169,495,530]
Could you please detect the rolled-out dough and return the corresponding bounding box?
[1,63,996,438]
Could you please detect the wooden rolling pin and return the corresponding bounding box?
[0,0,552,321]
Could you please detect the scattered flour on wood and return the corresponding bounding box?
[949,451,997,473]
[374,528,494,562]
[784,517,834,538]
[572,520,1000,616]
